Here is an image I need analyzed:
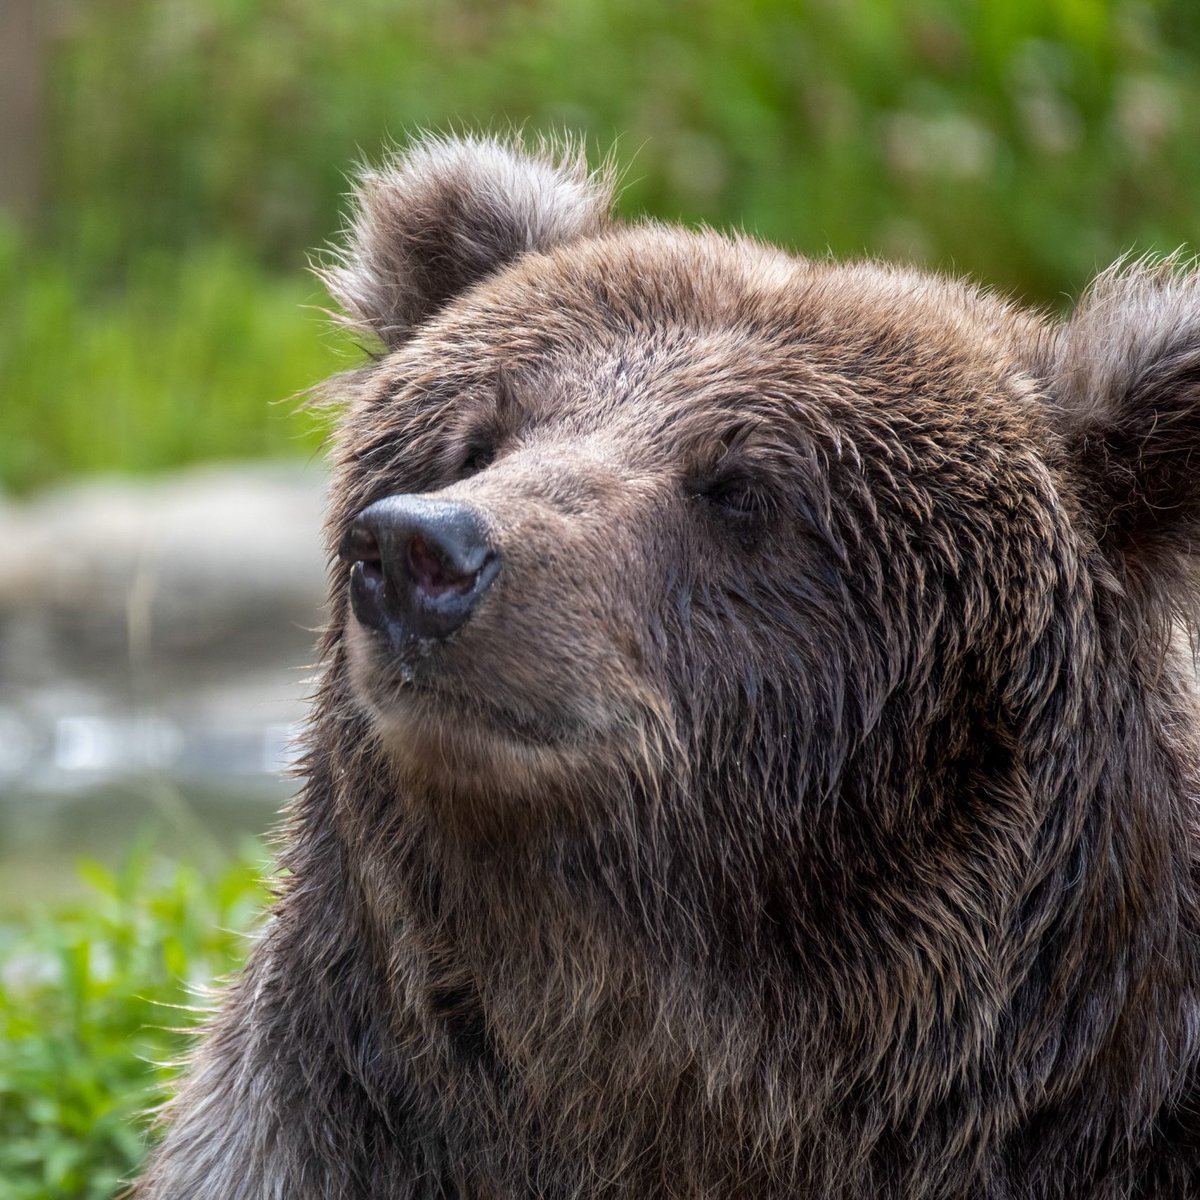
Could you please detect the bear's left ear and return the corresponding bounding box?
[321,133,615,348]
[1044,258,1200,593]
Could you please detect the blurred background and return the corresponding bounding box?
[3,0,1200,1190]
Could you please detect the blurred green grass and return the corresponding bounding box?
[5,0,1200,493]
[0,844,269,1199]
[0,233,348,493]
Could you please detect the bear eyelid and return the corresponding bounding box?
[455,376,515,480]
[687,470,770,520]
[460,439,498,478]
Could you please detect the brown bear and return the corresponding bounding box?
[133,134,1200,1198]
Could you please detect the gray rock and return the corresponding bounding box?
[0,462,330,687]
[0,464,332,852]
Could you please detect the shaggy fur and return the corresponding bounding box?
[134,135,1200,1199]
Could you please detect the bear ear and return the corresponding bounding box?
[1045,257,1200,598]
[320,133,616,348]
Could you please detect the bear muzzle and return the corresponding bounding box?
[340,495,501,645]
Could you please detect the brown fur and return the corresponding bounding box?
[134,135,1200,1198]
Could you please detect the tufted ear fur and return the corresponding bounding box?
[321,134,616,348]
[1044,257,1200,612]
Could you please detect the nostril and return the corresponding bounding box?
[340,522,382,565]
[407,534,482,598]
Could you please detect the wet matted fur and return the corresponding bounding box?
[133,134,1200,1199]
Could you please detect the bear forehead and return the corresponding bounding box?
[400,227,1024,379]
[381,226,1048,447]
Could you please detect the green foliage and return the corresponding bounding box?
[41,0,1200,284]
[0,232,350,494]
[0,844,269,1199]
[8,0,1200,491]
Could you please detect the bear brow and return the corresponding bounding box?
[668,409,791,467]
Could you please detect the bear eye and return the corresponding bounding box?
[459,440,497,479]
[689,473,769,521]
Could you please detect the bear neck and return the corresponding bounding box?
[277,594,1200,1192]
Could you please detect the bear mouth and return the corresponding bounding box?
[346,624,589,756]
[361,674,611,800]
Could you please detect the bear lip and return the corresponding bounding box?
[359,663,588,752]
[342,599,543,740]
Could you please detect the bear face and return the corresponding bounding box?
[135,135,1200,1199]
[329,204,1061,833]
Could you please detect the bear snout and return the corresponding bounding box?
[340,495,501,643]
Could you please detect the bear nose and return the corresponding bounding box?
[340,496,500,641]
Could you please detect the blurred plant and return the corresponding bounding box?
[0,842,269,1199]
[0,232,349,493]
[5,0,1200,492]
[38,0,1200,284]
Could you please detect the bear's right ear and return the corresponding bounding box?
[321,134,615,349]
[1044,257,1200,603]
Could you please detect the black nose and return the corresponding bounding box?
[340,496,500,641]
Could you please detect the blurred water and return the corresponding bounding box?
[0,678,304,906]
[0,464,328,902]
